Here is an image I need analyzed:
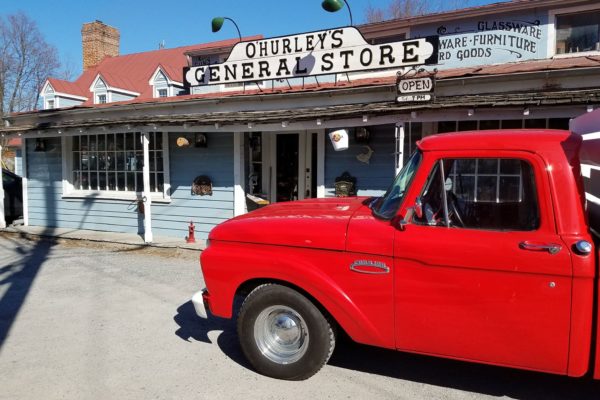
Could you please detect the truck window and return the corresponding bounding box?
[414,158,540,231]
[373,150,422,220]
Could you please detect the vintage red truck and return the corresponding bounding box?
[193,111,600,381]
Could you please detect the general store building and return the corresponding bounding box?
[1,0,599,242]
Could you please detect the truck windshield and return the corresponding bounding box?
[373,150,422,220]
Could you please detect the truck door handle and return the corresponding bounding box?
[519,241,562,255]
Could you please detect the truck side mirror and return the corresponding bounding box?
[414,197,423,219]
[398,207,415,231]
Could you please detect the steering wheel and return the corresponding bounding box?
[447,192,465,228]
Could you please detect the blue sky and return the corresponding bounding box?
[1,0,499,77]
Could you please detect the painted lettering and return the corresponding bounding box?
[339,50,354,69]
[209,66,220,82]
[331,29,343,48]
[282,38,292,54]
[276,58,291,76]
[402,41,420,63]
[360,48,372,67]
[379,45,395,65]
[242,62,254,79]
[321,52,334,71]
[224,64,237,81]
[306,35,315,51]
[258,61,271,78]
[246,43,256,59]
[294,57,308,74]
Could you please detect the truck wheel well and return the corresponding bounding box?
[234,279,341,335]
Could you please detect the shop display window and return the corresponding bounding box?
[71,131,165,194]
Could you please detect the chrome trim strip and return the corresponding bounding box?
[350,260,390,274]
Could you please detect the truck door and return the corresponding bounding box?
[393,152,573,374]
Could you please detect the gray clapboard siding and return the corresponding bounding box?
[152,132,234,240]
[58,97,84,108]
[325,124,395,197]
[26,137,144,234]
[111,92,136,102]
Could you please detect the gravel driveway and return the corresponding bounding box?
[1,234,599,400]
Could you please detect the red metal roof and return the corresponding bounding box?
[45,36,262,104]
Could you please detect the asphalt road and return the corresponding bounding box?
[1,234,599,400]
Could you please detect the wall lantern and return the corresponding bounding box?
[321,0,353,25]
[211,17,242,41]
[195,133,208,148]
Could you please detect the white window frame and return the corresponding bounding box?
[62,131,171,202]
[46,98,56,109]
[157,88,168,98]
[548,4,600,58]
[448,158,524,203]
[96,93,107,104]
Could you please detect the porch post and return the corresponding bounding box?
[21,138,28,226]
[316,131,325,198]
[142,131,153,243]
[233,132,246,216]
[395,123,405,175]
[0,145,5,228]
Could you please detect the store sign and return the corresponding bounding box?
[398,77,433,93]
[396,74,435,103]
[397,94,432,102]
[184,27,439,87]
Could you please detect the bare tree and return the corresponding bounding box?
[365,4,385,23]
[364,0,476,23]
[388,0,428,19]
[0,12,59,116]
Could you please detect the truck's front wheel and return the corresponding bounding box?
[237,284,336,380]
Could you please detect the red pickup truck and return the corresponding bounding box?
[193,116,600,381]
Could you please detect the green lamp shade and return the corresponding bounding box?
[211,17,224,33]
[322,0,344,12]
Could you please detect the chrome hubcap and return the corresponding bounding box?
[254,305,309,364]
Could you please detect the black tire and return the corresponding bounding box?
[237,284,336,380]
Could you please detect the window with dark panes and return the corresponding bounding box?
[414,158,539,231]
[556,10,600,54]
[71,132,164,194]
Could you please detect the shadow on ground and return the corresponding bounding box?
[174,299,600,399]
[173,300,250,369]
[0,234,56,349]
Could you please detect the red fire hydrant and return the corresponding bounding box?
[186,220,196,243]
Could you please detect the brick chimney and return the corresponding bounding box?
[81,20,120,71]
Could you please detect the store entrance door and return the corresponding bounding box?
[267,132,317,203]
[274,133,299,202]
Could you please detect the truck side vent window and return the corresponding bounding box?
[415,158,539,231]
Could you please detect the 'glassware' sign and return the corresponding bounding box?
[184,27,439,87]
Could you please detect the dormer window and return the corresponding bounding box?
[158,89,168,98]
[47,99,55,109]
[97,94,107,104]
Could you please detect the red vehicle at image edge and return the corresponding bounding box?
[193,110,600,381]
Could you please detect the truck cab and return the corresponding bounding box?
[195,127,600,381]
